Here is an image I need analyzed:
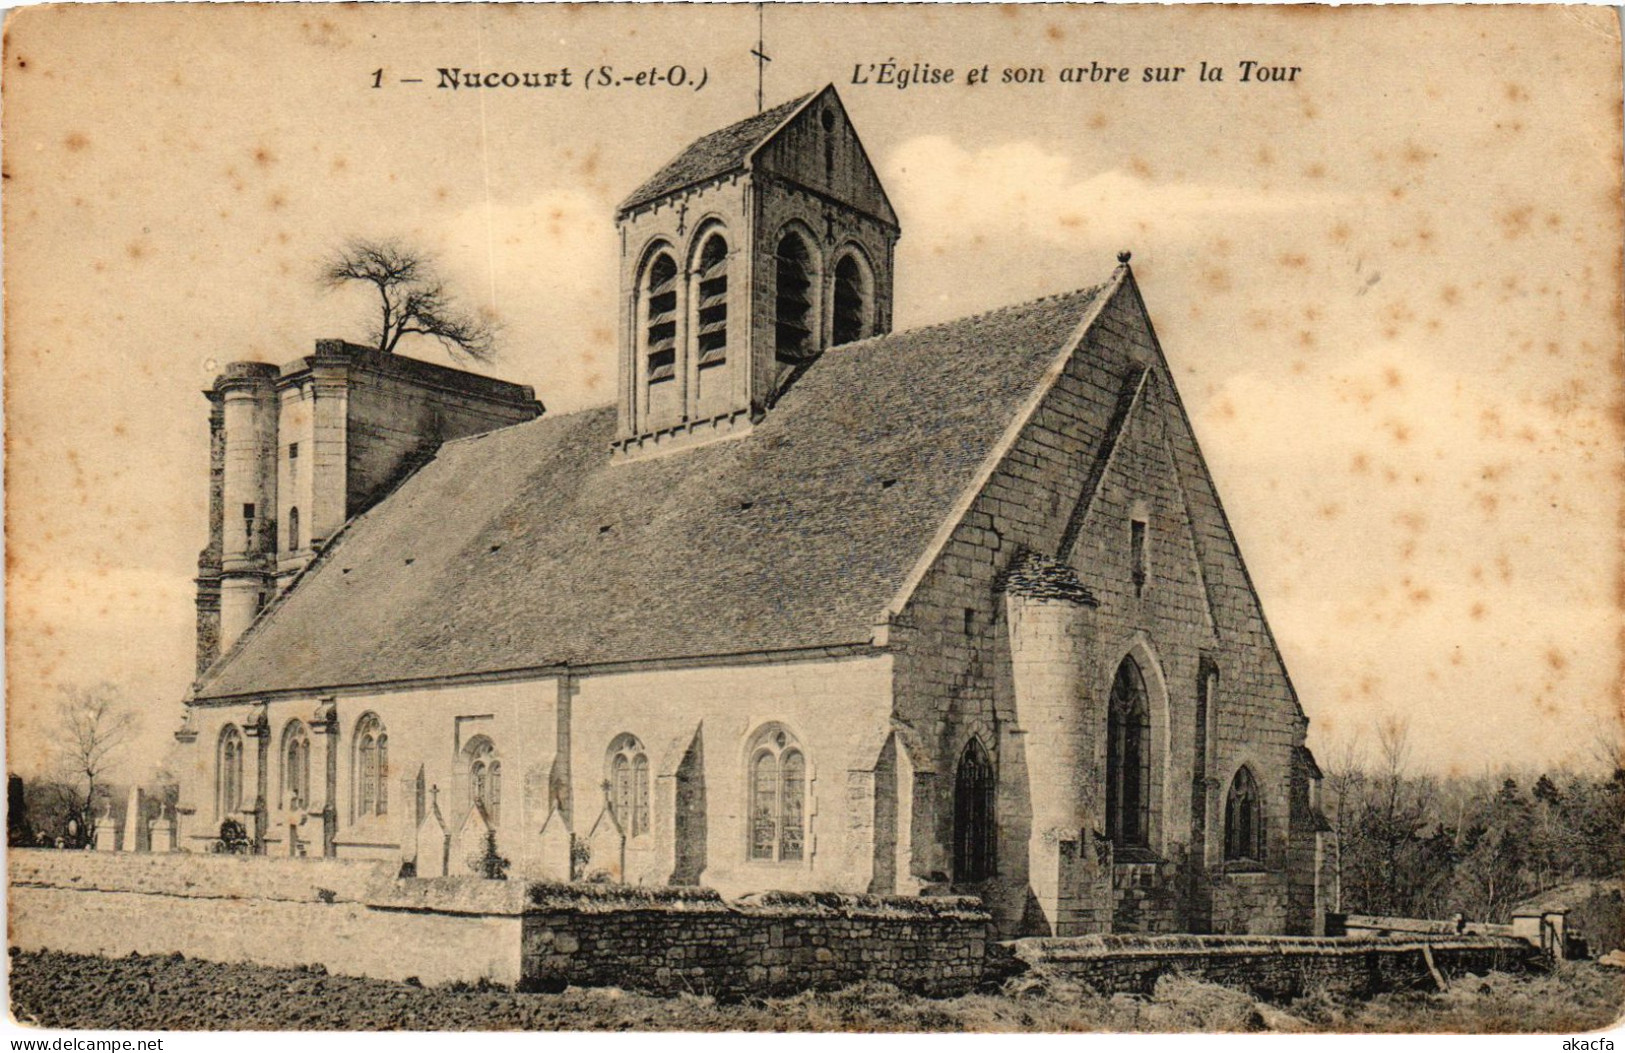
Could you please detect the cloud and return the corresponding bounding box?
[882,135,1347,249]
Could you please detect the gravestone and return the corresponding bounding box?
[148,815,176,853]
[92,804,118,852]
[121,788,146,852]
[451,803,492,876]
[584,805,625,883]
[397,766,426,870]
[536,806,574,881]
[413,786,449,878]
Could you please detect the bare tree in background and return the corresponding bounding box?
[53,683,140,840]
[321,239,497,363]
[1321,730,1365,914]
[1589,717,1625,776]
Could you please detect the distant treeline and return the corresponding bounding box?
[1324,727,1624,923]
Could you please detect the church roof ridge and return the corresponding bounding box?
[448,281,1116,445]
[821,282,1113,358]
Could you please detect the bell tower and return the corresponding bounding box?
[612,86,900,460]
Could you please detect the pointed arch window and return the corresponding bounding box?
[1224,765,1265,865]
[281,720,311,812]
[694,233,729,367]
[953,738,996,882]
[644,252,678,383]
[832,253,869,346]
[287,507,301,552]
[608,734,650,838]
[354,713,389,820]
[774,232,814,362]
[1106,657,1152,851]
[218,725,244,818]
[464,735,501,824]
[748,726,806,863]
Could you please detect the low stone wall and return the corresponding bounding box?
[1002,932,1540,1000]
[522,886,990,998]
[9,850,525,987]
[8,852,990,997]
[9,847,389,902]
[10,852,1543,1002]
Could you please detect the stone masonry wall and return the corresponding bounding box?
[8,853,989,997]
[890,274,1311,937]
[11,852,1537,1001]
[1004,933,1539,1001]
[1209,871,1290,935]
[522,886,989,998]
[344,351,539,519]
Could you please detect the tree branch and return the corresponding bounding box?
[321,239,498,363]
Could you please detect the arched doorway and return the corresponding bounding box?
[953,738,996,883]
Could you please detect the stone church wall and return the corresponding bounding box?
[343,351,542,516]
[616,175,753,441]
[174,677,566,873]
[565,653,894,896]
[888,279,1309,937]
[175,653,895,898]
[1208,871,1290,935]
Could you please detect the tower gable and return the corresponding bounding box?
[613,86,900,460]
[751,87,899,230]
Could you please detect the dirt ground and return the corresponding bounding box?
[7,948,1624,1033]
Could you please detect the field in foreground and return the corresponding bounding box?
[8,948,1624,1033]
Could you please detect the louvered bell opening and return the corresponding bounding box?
[648,268,678,297]
[697,270,728,364]
[698,275,728,310]
[697,306,727,364]
[699,255,729,283]
[647,290,678,327]
[775,236,814,362]
[832,303,863,346]
[776,325,814,362]
[647,345,677,382]
[775,279,813,360]
[647,308,677,381]
[832,262,865,346]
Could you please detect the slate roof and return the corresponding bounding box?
[1001,552,1099,606]
[194,281,1115,701]
[618,93,812,216]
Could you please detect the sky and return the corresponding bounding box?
[4,3,1621,785]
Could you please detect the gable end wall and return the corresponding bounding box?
[889,279,1309,936]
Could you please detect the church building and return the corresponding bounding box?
[172,86,1332,937]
